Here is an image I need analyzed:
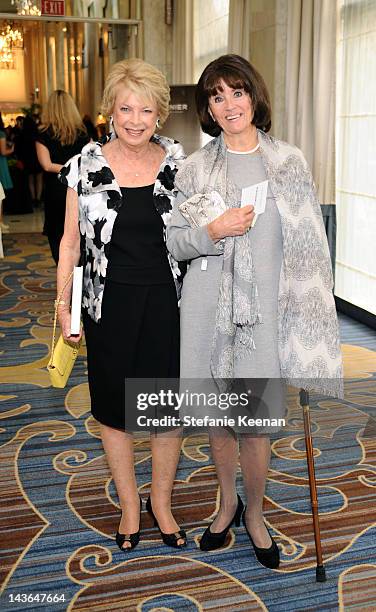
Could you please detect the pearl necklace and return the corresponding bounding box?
[227,143,260,154]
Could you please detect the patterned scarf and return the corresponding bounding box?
[175,133,262,389]
[175,130,344,399]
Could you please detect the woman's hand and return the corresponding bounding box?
[207,205,255,241]
[58,307,82,344]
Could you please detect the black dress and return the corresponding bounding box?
[82,185,180,431]
[36,128,89,263]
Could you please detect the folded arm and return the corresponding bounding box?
[166,190,225,261]
[166,190,254,261]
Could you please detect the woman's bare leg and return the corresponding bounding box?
[150,428,184,544]
[208,427,239,532]
[28,174,36,200]
[239,435,272,548]
[100,423,139,549]
[36,173,43,201]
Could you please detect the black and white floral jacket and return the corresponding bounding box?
[58,133,187,323]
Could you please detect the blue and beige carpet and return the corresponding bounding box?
[1,234,376,611]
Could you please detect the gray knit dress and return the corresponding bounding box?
[167,150,286,430]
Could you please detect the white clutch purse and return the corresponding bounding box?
[178,191,226,228]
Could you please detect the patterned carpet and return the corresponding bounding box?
[1,233,376,612]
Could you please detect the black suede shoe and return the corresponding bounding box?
[242,510,280,569]
[200,494,244,552]
[146,496,187,548]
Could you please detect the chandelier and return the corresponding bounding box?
[0,22,24,69]
[11,0,41,16]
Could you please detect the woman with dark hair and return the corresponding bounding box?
[167,54,342,568]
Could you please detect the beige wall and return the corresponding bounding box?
[142,0,173,82]
[0,50,27,108]
[247,0,287,140]
[194,0,229,82]
[139,0,287,135]
[0,1,288,127]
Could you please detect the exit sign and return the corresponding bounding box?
[41,0,65,15]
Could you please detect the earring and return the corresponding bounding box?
[208,109,216,123]
[109,116,116,137]
[156,118,161,129]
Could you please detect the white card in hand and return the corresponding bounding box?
[241,180,268,227]
[70,266,83,335]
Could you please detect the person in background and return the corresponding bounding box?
[96,123,107,139]
[82,114,98,141]
[0,179,7,236]
[13,116,24,141]
[56,59,187,553]
[0,114,14,227]
[36,90,89,264]
[16,115,43,207]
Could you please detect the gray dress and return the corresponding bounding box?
[167,151,286,430]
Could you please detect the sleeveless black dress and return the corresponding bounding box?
[82,185,180,431]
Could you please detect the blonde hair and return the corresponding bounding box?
[41,90,86,145]
[102,58,170,127]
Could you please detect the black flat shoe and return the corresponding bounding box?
[242,510,280,569]
[200,494,244,552]
[116,495,141,553]
[146,496,187,549]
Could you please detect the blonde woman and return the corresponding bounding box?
[56,59,187,552]
[36,90,89,263]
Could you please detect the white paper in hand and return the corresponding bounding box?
[241,180,268,227]
[70,266,83,335]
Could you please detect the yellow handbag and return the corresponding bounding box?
[47,272,81,388]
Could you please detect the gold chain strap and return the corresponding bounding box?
[50,271,74,359]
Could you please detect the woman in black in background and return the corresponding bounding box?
[36,90,89,264]
[15,115,43,207]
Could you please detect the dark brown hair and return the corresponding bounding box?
[195,54,272,137]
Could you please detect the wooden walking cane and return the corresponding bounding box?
[299,389,327,582]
